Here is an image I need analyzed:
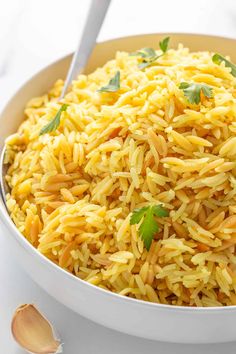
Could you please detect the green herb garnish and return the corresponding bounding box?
[39,104,68,135]
[212,53,236,77]
[130,47,156,59]
[159,36,170,54]
[179,82,213,104]
[130,204,169,250]
[132,37,170,69]
[98,71,120,92]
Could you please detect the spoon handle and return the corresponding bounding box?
[60,0,111,98]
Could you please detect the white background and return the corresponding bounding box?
[1,0,236,352]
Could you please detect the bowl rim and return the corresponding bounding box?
[3,30,236,100]
[2,31,236,313]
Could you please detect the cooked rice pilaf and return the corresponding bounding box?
[5,43,236,307]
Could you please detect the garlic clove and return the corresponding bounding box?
[11,304,62,354]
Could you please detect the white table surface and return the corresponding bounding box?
[2,0,236,352]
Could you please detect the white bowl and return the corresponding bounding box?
[1,33,236,344]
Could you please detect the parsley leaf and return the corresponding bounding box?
[130,204,169,251]
[130,206,148,224]
[98,71,120,92]
[135,48,158,69]
[130,47,156,58]
[212,53,236,77]
[179,82,213,104]
[153,204,169,217]
[39,104,68,135]
[159,37,170,53]
[132,36,170,69]
[139,207,159,250]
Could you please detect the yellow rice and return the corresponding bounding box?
[5,43,236,306]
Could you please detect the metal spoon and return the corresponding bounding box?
[0,0,111,209]
[60,0,111,98]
